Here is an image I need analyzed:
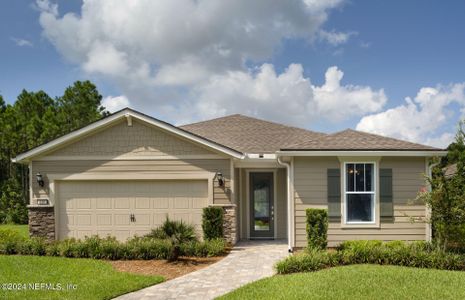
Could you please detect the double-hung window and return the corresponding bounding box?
[344,163,376,224]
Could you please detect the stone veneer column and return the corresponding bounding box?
[28,207,55,241]
[222,205,237,245]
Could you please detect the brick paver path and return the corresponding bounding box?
[115,240,289,300]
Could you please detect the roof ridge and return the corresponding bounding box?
[336,128,433,147]
[283,127,442,151]
[181,113,326,136]
[179,114,243,128]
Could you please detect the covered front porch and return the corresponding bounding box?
[233,161,289,242]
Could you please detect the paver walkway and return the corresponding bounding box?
[115,240,289,300]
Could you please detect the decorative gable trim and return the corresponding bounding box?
[13,108,244,163]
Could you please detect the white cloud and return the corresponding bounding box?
[35,0,58,16]
[356,83,465,148]
[11,38,33,47]
[102,95,130,113]
[318,30,357,46]
[313,66,387,121]
[37,0,344,89]
[184,64,386,127]
[38,0,384,127]
[82,42,129,76]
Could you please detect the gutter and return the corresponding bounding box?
[277,156,294,253]
[426,160,440,242]
[276,150,448,157]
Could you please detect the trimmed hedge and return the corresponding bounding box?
[202,206,224,240]
[276,240,465,274]
[306,209,328,250]
[0,231,227,260]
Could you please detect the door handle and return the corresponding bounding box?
[130,214,135,222]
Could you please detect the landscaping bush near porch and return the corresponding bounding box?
[202,206,224,240]
[276,240,465,274]
[305,208,328,250]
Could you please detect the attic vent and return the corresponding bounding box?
[125,114,133,127]
[259,154,264,158]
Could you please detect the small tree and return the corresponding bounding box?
[417,122,465,251]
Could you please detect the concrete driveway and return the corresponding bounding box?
[115,240,289,300]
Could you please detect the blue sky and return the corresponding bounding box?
[1,0,464,147]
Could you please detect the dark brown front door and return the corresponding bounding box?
[249,172,274,239]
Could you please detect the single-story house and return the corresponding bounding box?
[13,108,446,251]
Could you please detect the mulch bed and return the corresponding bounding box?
[110,256,224,280]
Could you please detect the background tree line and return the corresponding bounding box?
[0,81,107,224]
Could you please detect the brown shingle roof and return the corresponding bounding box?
[181,115,442,153]
[281,129,441,151]
[180,114,326,153]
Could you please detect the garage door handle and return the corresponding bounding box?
[130,214,135,222]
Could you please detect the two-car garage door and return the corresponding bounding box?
[57,180,208,241]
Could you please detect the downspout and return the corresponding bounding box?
[277,156,294,253]
[426,159,439,242]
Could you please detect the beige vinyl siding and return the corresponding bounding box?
[31,159,231,205]
[45,119,214,158]
[294,156,427,248]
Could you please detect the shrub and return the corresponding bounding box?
[99,237,124,260]
[276,240,465,275]
[202,207,224,240]
[305,209,328,250]
[45,241,61,256]
[204,238,227,256]
[151,217,198,261]
[181,238,228,257]
[276,249,340,274]
[17,238,47,256]
[58,238,79,258]
[0,229,26,254]
[145,228,168,240]
[125,237,172,260]
[1,225,226,261]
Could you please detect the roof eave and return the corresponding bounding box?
[277,150,448,157]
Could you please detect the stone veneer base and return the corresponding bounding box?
[222,205,237,245]
[28,206,55,241]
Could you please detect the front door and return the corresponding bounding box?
[249,172,274,239]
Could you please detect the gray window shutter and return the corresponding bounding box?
[327,169,341,222]
[379,168,394,222]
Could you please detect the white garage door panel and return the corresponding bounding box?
[58,180,208,241]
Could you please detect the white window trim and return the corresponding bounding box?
[342,161,380,227]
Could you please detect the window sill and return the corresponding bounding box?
[340,222,380,229]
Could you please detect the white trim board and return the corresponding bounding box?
[13,108,244,163]
[277,150,447,157]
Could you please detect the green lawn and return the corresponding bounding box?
[0,255,163,300]
[219,264,465,300]
[0,224,29,239]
